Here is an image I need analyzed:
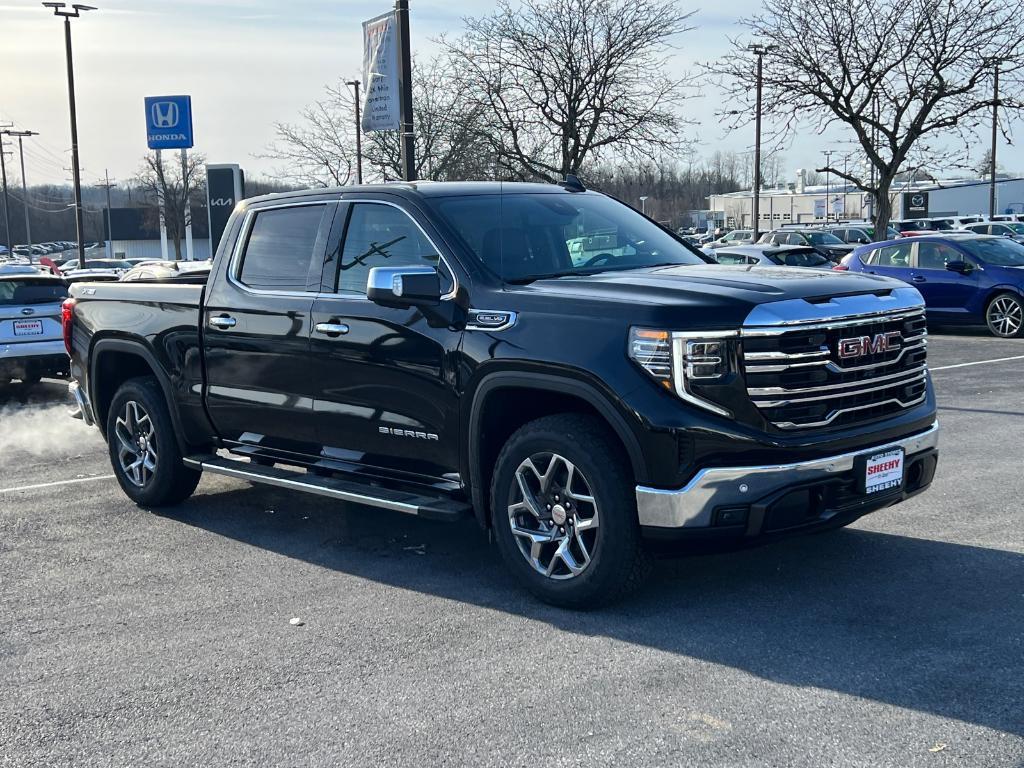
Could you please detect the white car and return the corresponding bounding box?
[706,229,755,249]
[0,270,70,386]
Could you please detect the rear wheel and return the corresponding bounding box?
[986,292,1024,338]
[490,414,649,608]
[106,377,201,506]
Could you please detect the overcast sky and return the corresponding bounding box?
[0,0,1015,189]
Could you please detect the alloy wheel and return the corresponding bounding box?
[988,296,1023,337]
[114,400,158,488]
[507,452,600,580]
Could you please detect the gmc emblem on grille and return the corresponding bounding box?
[838,331,902,359]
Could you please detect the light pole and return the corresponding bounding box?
[97,170,115,258]
[822,149,833,222]
[990,63,1000,219]
[43,2,96,265]
[0,136,11,254]
[639,195,649,216]
[2,130,40,251]
[346,79,364,185]
[747,43,775,241]
[394,0,416,181]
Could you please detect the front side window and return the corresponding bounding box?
[805,231,844,245]
[916,242,962,270]
[337,203,448,295]
[238,205,326,291]
[960,237,1024,266]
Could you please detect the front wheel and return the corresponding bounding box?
[986,292,1024,338]
[106,377,201,507]
[490,414,649,608]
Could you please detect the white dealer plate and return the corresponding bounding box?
[13,319,43,336]
[864,448,905,495]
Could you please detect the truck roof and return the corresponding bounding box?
[243,180,582,206]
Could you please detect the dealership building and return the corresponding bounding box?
[707,175,1024,230]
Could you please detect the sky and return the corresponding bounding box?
[0,0,1016,189]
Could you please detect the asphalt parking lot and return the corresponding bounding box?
[1,331,1022,767]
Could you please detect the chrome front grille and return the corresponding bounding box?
[742,305,929,430]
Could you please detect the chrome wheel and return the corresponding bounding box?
[988,295,1023,337]
[114,400,158,488]
[507,452,600,580]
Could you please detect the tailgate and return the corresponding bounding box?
[0,303,63,345]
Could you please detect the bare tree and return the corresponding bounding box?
[135,151,205,260]
[711,0,1024,237]
[263,56,493,186]
[443,0,695,181]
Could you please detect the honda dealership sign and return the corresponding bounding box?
[144,95,194,150]
[361,12,400,132]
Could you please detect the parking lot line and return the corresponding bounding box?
[930,354,1024,372]
[0,474,115,495]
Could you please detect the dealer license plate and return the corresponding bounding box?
[862,448,905,495]
[13,319,43,336]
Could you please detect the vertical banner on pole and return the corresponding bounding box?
[361,12,400,133]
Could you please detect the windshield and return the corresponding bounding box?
[427,193,706,282]
[959,237,1024,266]
[0,279,68,305]
[805,232,844,245]
[1004,223,1024,235]
[767,249,830,267]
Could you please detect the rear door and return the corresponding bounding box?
[202,200,335,457]
[863,241,914,283]
[308,198,465,479]
[910,241,978,317]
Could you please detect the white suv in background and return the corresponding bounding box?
[0,268,70,387]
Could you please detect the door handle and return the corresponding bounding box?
[911,275,927,283]
[315,322,350,336]
[209,315,237,329]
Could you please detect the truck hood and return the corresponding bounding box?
[511,265,917,329]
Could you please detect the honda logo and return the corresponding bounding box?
[838,331,902,360]
[151,101,179,128]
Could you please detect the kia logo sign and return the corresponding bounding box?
[150,101,179,128]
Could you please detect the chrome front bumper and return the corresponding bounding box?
[636,422,939,528]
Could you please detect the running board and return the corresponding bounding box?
[183,453,471,522]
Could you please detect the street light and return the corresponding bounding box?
[989,62,1000,219]
[2,130,39,252]
[43,2,96,264]
[822,149,833,222]
[639,195,649,215]
[346,80,364,185]
[747,43,775,241]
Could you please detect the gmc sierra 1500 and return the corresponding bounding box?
[66,181,938,607]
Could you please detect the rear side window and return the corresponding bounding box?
[868,243,911,266]
[238,205,326,291]
[0,280,68,305]
[715,252,748,265]
[336,203,446,295]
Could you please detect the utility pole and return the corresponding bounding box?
[96,170,115,258]
[43,2,97,264]
[347,79,363,185]
[394,0,416,181]
[990,63,1000,219]
[639,195,649,215]
[822,149,834,222]
[747,43,775,240]
[3,130,40,251]
[0,130,11,254]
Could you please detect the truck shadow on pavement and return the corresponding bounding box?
[164,482,1024,738]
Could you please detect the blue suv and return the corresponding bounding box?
[840,234,1024,337]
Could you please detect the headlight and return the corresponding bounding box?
[629,327,738,416]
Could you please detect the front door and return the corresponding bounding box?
[308,199,465,480]
[911,241,978,317]
[203,200,335,457]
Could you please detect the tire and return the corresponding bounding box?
[20,370,42,386]
[106,376,201,507]
[985,292,1024,338]
[490,414,650,608]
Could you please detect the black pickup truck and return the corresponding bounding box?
[65,181,938,607]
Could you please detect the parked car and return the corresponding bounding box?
[64,180,938,607]
[930,216,983,229]
[756,228,855,262]
[60,258,133,273]
[711,244,834,269]
[824,224,900,244]
[706,229,754,249]
[120,260,212,283]
[960,221,1024,242]
[839,233,1024,337]
[892,219,932,233]
[0,271,70,385]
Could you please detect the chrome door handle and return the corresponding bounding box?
[209,315,237,329]
[315,322,350,336]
